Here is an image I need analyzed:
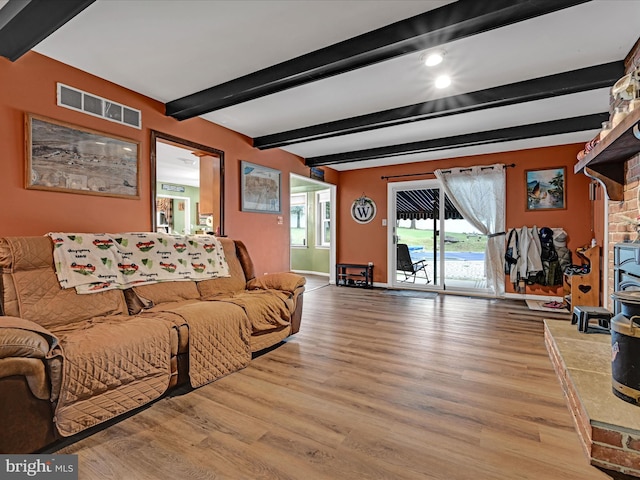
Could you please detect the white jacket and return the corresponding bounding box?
[507,226,543,283]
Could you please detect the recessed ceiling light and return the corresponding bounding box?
[423,51,445,67]
[435,75,451,89]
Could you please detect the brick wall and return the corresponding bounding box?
[608,155,640,302]
[606,41,640,301]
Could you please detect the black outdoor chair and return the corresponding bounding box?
[397,243,430,283]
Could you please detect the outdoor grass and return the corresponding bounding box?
[397,227,485,252]
[290,226,485,252]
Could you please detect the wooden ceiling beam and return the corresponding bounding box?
[0,0,95,61]
[304,113,607,167]
[165,0,590,121]
[255,61,622,149]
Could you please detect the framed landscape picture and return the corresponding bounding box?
[526,167,566,210]
[240,161,281,213]
[26,114,140,198]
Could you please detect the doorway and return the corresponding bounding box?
[387,180,490,294]
[290,173,337,286]
[156,195,191,234]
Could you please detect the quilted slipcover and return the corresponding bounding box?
[51,315,174,436]
[0,237,127,330]
[142,302,251,388]
[1,237,174,437]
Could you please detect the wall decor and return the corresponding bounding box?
[351,194,377,224]
[310,167,325,181]
[161,183,185,193]
[526,167,566,210]
[26,114,140,198]
[240,160,281,213]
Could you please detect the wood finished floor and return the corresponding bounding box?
[57,287,623,479]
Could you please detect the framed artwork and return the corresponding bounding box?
[526,167,566,210]
[240,161,281,213]
[310,167,325,181]
[26,113,140,198]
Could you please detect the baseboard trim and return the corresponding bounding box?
[291,270,330,277]
[504,292,564,302]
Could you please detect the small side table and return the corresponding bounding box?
[336,263,373,289]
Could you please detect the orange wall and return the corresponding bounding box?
[0,52,593,293]
[0,52,338,276]
[337,145,593,295]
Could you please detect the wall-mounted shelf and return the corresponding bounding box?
[574,106,640,201]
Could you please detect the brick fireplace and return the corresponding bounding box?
[545,36,640,479]
[608,154,640,301]
[606,38,640,302]
[545,320,640,476]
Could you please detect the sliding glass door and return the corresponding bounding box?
[388,180,489,294]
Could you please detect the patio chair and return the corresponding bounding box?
[397,243,430,283]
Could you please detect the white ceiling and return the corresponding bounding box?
[29,0,640,172]
[155,142,200,188]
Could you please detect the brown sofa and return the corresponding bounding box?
[0,235,304,454]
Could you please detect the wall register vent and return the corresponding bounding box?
[56,83,141,129]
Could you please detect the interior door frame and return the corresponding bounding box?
[157,194,191,234]
[289,173,337,284]
[387,179,445,290]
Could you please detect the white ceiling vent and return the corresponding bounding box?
[56,83,141,129]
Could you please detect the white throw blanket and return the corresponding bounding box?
[48,232,229,294]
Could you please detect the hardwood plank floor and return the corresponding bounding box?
[57,287,627,479]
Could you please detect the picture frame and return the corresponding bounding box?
[310,166,325,181]
[25,113,140,198]
[526,167,566,210]
[240,160,281,213]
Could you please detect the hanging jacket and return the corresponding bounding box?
[529,225,544,272]
[505,228,520,285]
[552,229,572,273]
[538,227,563,286]
[519,226,543,284]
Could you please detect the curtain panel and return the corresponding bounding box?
[434,164,506,296]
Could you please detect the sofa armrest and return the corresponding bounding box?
[0,358,51,400]
[0,317,58,359]
[0,316,62,401]
[246,272,306,294]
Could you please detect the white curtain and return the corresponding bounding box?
[434,164,506,297]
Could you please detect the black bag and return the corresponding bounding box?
[504,229,519,274]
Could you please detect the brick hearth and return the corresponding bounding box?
[545,320,640,476]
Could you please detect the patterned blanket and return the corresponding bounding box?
[48,232,229,294]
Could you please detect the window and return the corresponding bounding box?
[290,193,307,246]
[316,190,331,247]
